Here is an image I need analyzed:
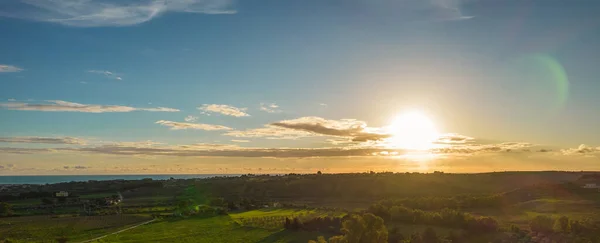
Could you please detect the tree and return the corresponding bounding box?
[553,216,570,233]
[421,227,440,243]
[0,202,12,217]
[308,236,328,243]
[339,213,388,243]
[317,171,322,175]
[328,235,346,243]
[530,215,554,233]
[42,198,56,205]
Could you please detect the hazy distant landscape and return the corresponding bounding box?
[1,171,600,242]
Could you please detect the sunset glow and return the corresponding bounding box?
[386,112,439,150]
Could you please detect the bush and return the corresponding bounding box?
[529,215,554,233]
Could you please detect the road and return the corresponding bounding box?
[78,218,157,243]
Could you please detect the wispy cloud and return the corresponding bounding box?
[0,140,546,158]
[433,142,535,154]
[0,100,179,113]
[156,120,232,131]
[231,139,250,143]
[0,64,23,73]
[429,0,474,21]
[0,0,236,27]
[63,165,89,170]
[184,115,198,122]
[199,104,249,117]
[224,125,312,140]
[270,116,390,142]
[260,103,281,113]
[434,133,475,144]
[562,144,600,155]
[223,116,389,142]
[0,136,86,145]
[88,70,122,80]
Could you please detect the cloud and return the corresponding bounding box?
[270,116,390,142]
[0,164,15,171]
[0,0,236,27]
[231,139,250,143]
[562,144,600,155]
[88,70,122,80]
[63,165,89,170]
[156,120,232,131]
[0,136,86,145]
[319,103,327,106]
[199,104,249,117]
[260,103,281,113]
[7,99,16,101]
[433,142,534,154]
[429,0,474,21]
[435,133,475,144]
[184,115,199,122]
[223,116,389,141]
[0,100,180,113]
[0,140,543,158]
[0,64,23,73]
[224,125,312,139]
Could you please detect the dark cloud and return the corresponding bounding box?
[270,117,390,142]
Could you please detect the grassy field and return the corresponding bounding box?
[97,209,335,243]
[0,214,152,243]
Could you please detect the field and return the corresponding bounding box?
[97,209,335,243]
[0,214,152,242]
[2,172,600,242]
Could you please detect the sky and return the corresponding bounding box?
[1,0,600,175]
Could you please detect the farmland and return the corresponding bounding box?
[1,172,600,242]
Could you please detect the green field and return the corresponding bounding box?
[0,214,152,243]
[97,209,333,243]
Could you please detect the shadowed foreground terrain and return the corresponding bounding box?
[1,171,600,242]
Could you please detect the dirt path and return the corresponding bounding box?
[78,218,157,243]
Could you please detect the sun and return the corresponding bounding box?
[386,111,439,150]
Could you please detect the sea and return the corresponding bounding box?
[0,174,240,185]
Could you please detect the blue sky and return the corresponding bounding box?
[1,0,600,175]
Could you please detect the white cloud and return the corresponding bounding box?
[184,115,198,122]
[0,64,23,73]
[224,125,312,140]
[0,0,236,27]
[88,70,122,80]
[260,103,281,113]
[199,104,249,117]
[319,103,327,106]
[231,139,250,143]
[0,136,87,145]
[156,120,232,131]
[0,100,180,113]
[562,144,600,155]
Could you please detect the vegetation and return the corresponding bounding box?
[1,172,600,242]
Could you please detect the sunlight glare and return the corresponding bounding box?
[386,111,439,150]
